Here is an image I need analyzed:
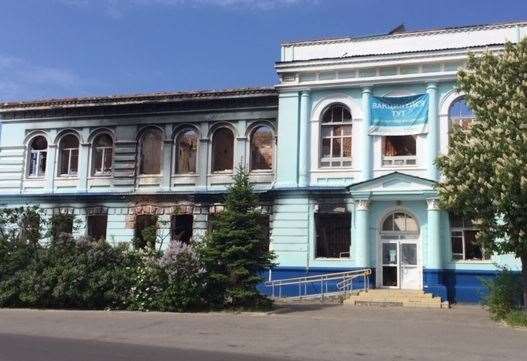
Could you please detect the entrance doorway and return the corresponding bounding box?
[378,211,421,289]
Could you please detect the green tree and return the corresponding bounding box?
[436,39,527,306]
[199,167,276,309]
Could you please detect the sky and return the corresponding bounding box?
[1,0,526,102]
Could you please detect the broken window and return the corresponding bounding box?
[59,134,79,176]
[134,215,158,249]
[28,136,47,177]
[175,129,198,174]
[250,126,274,171]
[51,214,74,241]
[450,214,489,261]
[320,103,352,168]
[87,215,107,241]
[449,97,475,129]
[170,214,193,244]
[211,128,234,172]
[382,135,416,166]
[92,133,113,176]
[315,212,351,258]
[139,128,163,175]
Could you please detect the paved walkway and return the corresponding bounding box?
[0,304,525,361]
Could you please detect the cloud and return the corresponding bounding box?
[0,55,86,101]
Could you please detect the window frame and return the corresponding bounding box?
[91,133,114,177]
[210,127,235,174]
[450,215,490,262]
[381,135,417,167]
[448,96,476,130]
[314,211,352,259]
[87,214,108,241]
[174,127,199,175]
[319,103,353,168]
[27,135,48,178]
[138,127,164,176]
[249,124,275,172]
[58,133,80,177]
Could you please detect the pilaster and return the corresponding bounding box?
[353,198,371,268]
[360,88,372,181]
[426,83,439,180]
[426,197,442,269]
[298,91,310,187]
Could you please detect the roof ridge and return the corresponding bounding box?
[281,20,527,47]
[0,86,277,111]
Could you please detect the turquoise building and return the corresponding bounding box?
[1,21,526,303]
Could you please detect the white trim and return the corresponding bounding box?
[376,208,422,290]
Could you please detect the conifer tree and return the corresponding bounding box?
[200,167,275,309]
[437,39,527,306]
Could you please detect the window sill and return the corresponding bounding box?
[89,175,112,179]
[172,173,198,177]
[312,168,359,173]
[56,176,79,179]
[137,174,162,178]
[451,259,493,264]
[314,257,352,261]
[25,176,46,180]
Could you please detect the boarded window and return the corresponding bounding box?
[320,103,352,168]
[59,134,79,176]
[211,128,234,172]
[315,213,351,258]
[51,214,74,241]
[92,134,113,176]
[171,214,193,244]
[28,136,47,177]
[87,215,107,241]
[134,215,158,249]
[250,126,274,171]
[139,128,163,175]
[175,129,198,174]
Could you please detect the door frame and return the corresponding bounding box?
[376,209,423,290]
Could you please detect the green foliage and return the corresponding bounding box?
[505,310,527,327]
[437,38,527,305]
[482,270,523,320]
[199,167,276,309]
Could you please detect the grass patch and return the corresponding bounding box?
[505,310,527,327]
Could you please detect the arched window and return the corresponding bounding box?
[449,97,475,129]
[59,134,79,176]
[250,125,274,171]
[211,128,234,172]
[320,103,352,167]
[381,211,419,237]
[92,133,113,176]
[139,128,163,175]
[28,136,48,177]
[175,128,198,174]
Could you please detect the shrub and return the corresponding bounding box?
[157,241,206,312]
[482,269,523,320]
[505,310,527,327]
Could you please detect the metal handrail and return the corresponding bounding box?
[265,268,371,300]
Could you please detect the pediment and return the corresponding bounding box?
[347,172,437,195]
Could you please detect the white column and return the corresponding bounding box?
[353,199,371,268]
[298,90,310,187]
[360,88,372,181]
[426,83,439,180]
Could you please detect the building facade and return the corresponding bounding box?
[1,21,526,302]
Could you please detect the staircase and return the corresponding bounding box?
[343,289,449,308]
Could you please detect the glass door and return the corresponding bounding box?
[400,242,419,289]
[381,241,398,287]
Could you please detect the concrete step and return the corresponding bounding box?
[343,289,448,309]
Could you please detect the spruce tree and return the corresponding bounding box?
[200,167,275,309]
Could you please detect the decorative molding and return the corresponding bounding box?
[426,198,440,210]
[355,199,370,211]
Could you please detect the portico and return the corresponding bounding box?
[348,172,442,291]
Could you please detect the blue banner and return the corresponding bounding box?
[369,94,429,135]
